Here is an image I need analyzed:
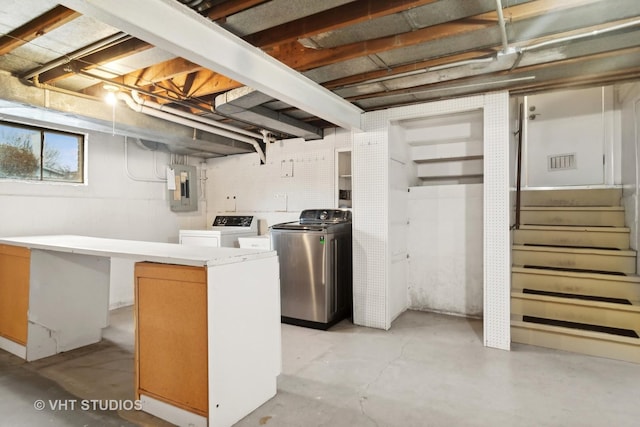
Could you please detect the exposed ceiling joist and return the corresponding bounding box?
[243,0,439,48]
[59,0,364,131]
[0,5,80,55]
[204,0,270,21]
[264,0,602,72]
[38,38,152,83]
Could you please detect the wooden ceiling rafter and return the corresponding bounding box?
[0,5,80,56]
[264,0,601,72]
[92,0,441,103]
[126,57,204,85]
[323,50,498,90]
[243,0,440,48]
[322,12,640,91]
[135,69,242,105]
[204,0,270,21]
[39,38,153,83]
[126,0,601,107]
[3,0,636,126]
[345,44,640,104]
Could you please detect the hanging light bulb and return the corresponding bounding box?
[103,84,119,105]
[103,84,119,135]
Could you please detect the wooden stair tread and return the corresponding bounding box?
[512,266,640,283]
[513,188,636,362]
[511,291,640,312]
[512,244,636,257]
[511,320,640,345]
[517,225,630,233]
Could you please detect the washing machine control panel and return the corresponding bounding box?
[299,209,352,224]
[212,215,254,227]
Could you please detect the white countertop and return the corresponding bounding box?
[0,235,276,267]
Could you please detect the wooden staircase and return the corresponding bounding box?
[511,188,640,363]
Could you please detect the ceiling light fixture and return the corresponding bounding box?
[103,84,119,106]
[103,84,120,135]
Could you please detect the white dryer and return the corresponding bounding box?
[179,215,257,248]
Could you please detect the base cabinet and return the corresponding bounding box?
[0,244,30,345]
[135,262,208,417]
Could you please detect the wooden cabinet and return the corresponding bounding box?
[135,262,208,416]
[0,244,30,345]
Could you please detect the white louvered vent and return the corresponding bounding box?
[548,153,576,171]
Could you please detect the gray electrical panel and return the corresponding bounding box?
[168,164,198,212]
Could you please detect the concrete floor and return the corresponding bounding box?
[1,307,639,427]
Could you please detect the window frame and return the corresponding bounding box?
[0,121,86,185]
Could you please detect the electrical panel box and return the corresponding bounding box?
[168,164,198,212]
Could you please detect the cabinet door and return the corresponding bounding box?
[135,263,208,416]
[0,245,30,345]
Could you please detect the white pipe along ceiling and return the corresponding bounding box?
[21,32,131,81]
[119,92,267,164]
[58,0,364,132]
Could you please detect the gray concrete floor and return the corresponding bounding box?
[1,307,639,426]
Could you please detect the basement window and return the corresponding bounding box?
[0,122,84,183]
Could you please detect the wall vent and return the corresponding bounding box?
[548,153,576,171]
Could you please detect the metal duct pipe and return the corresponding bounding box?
[21,32,131,81]
[119,93,266,164]
[130,90,263,140]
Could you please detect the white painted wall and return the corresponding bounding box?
[388,122,410,322]
[524,86,620,187]
[0,128,207,308]
[204,128,351,231]
[618,83,640,268]
[407,184,483,317]
[398,109,485,317]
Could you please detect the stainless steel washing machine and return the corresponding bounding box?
[270,209,352,329]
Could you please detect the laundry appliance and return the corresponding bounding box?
[179,215,257,248]
[270,209,352,329]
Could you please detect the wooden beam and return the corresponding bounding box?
[178,70,241,98]
[264,0,602,72]
[268,20,494,72]
[113,0,601,106]
[346,46,640,104]
[161,74,242,103]
[0,5,80,55]
[39,38,152,83]
[205,0,269,21]
[61,0,365,129]
[243,0,439,48]
[101,1,438,99]
[126,57,203,86]
[323,50,497,89]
